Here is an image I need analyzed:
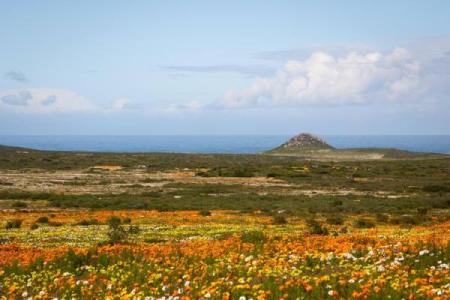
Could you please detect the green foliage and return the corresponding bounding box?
[354,218,375,229]
[273,214,288,225]
[11,201,27,208]
[107,216,128,244]
[241,230,266,244]
[76,218,101,226]
[326,215,344,225]
[306,219,328,235]
[199,210,212,216]
[5,219,22,229]
[376,213,389,223]
[423,184,449,193]
[36,216,49,224]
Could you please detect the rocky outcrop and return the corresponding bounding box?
[270,133,334,152]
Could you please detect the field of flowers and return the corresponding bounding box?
[0,210,449,299]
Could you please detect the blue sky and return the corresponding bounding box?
[1,0,450,135]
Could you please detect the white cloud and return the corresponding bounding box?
[110,98,133,111]
[0,88,97,113]
[215,48,429,109]
[4,70,28,83]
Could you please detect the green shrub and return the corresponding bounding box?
[5,219,22,229]
[107,216,128,244]
[326,215,344,225]
[36,216,49,224]
[273,214,287,225]
[354,218,375,229]
[30,223,39,230]
[199,210,211,216]
[128,225,140,234]
[376,213,389,223]
[76,218,100,226]
[306,219,328,235]
[391,215,418,225]
[12,201,27,208]
[122,217,132,224]
[417,207,429,216]
[241,230,265,244]
[422,184,449,193]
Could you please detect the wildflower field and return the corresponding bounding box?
[0,210,449,299]
[0,146,449,299]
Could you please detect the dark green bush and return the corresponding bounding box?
[76,218,100,226]
[354,218,375,228]
[107,216,128,244]
[326,215,344,225]
[36,216,49,224]
[376,213,389,223]
[12,201,27,208]
[417,207,428,216]
[422,184,449,193]
[199,210,211,216]
[241,230,265,244]
[122,217,132,224]
[5,219,22,229]
[30,223,39,230]
[306,219,328,235]
[273,214,288,225]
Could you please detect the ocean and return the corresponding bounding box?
[0,135,449,154]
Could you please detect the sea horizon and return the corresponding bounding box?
[1,134,449,154]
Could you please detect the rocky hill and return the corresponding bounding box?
[269,133,334,153]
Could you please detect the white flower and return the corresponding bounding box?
[21,291,28,298]
[439,263,449,269]
[377,265,386,272]
[184,281,190,287]
[239,297,246,300]
[349,279,355,283]
[419,249,429,256]
[205,292,211,298]
[328,290,335,296]
[39,291,46,297]
[245,255,253,262]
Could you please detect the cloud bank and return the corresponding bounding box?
[0,89,97,113]
[215,48,428,109]
[4,70,29,83]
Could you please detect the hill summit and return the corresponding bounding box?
[270,133,335,152]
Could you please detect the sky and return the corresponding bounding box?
[1,0,450,135]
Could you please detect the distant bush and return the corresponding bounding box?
[48,221,63,227]
[30,223,39,230]
[306,219,328,235]
[422,184,449,193]
[417,207,429,216]
[199,210,211,216]
[107,216,128,244]
[354,218,375,229]
[128,225,140,234]
[5,219,22,229]
[332,200,343,207]
[391,215,418,225]
[122,217,132,224]
[241,230,265,244]
[76,218,100,226]
[273,214,287,225]
[11,201,27,208]
[36,216,49,224]
[326,215,344,225]
[376,213,389,223]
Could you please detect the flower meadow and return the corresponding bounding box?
[0,210,449,299]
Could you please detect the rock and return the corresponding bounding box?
[270,133,334,152]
